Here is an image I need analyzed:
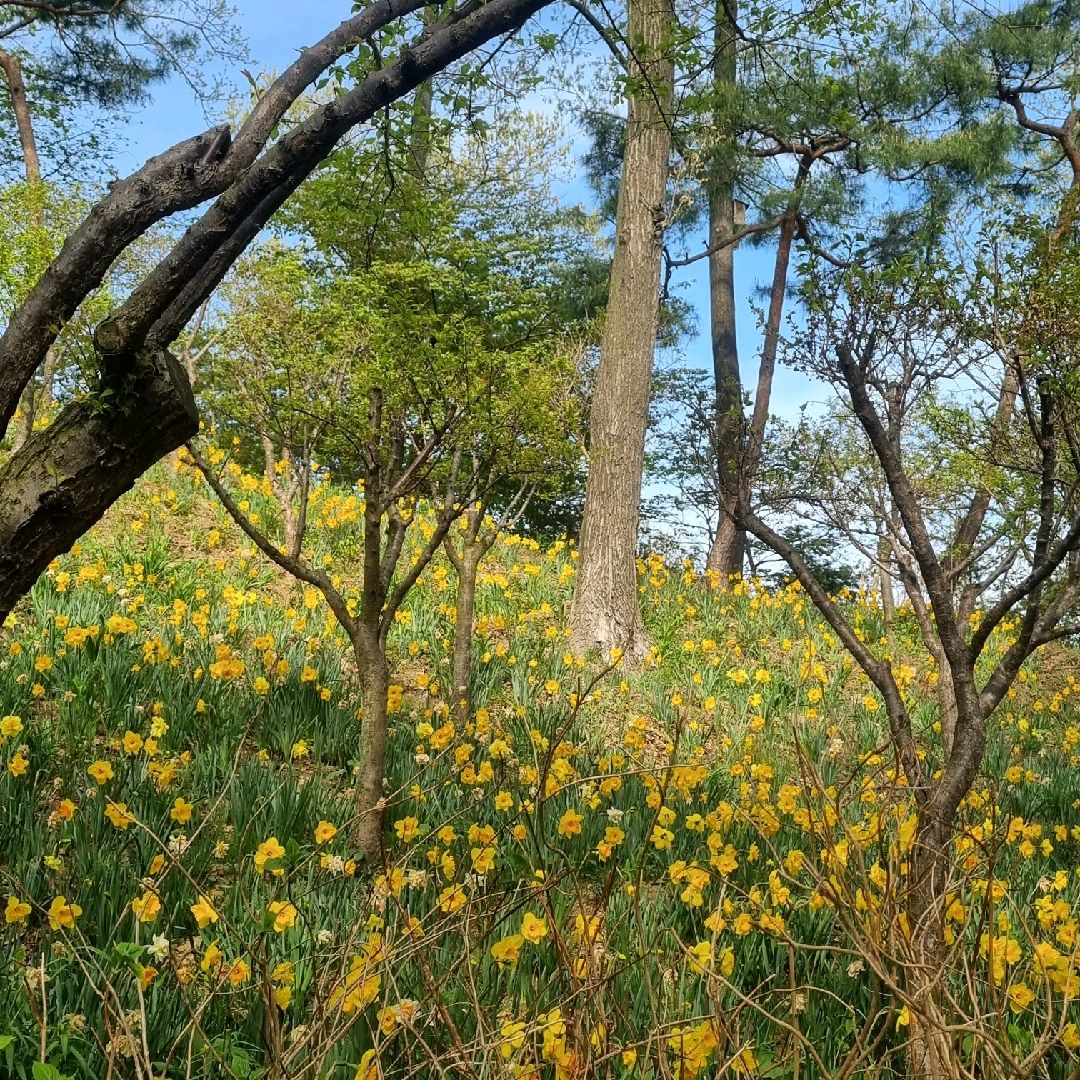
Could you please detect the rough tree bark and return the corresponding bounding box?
[0,352,197,613]
[0,0,556,624]
[567,0,674,659]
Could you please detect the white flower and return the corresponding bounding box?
[606,807,625,824]
[147,934,170,960]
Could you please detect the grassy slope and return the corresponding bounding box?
[0,459,1078,1079]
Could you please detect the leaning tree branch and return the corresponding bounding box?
[187,443,360,639]
[740,507,926,800]
[0,0,558,627]
[0,0,434,429]
[107,0,550,357]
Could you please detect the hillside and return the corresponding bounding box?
[0,458,1078,1079]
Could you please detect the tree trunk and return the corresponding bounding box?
[2,47,52,455]
[451,547,481,714]
[568,0,674,659]
[744,207,798,480]
[904,814,957,1080]
[260,435,302,555]
[935,647,958,763]
[0,48,42,184]
[877,531,896,636]
[353,627,390,861]
[705,0,745,581]
[0,350,197,622]
[12,347,60,452]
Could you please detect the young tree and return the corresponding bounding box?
[441,351,583,714]
[568,0,675,659]
[743,210,1080,1073]
[195,247,581,856]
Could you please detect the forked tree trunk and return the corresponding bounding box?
[705,0,745,581]
[568,0,674,659]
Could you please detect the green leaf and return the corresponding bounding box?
[32,1064,67,1080]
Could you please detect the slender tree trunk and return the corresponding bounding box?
[0,48,42,184]
[568,0,674,659]
[352,625,390,860]
[353,461,392,859]
[16,344,60,450]
[744,207,798,480]
[409,80,434,179]
[931,639,959,761]
[877,531,896,637]
[260,434,301,555]
[38,347,57,412]
[705,0,745,580]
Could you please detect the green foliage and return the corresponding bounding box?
[1,464,1079,1078]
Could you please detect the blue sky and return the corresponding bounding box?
[114,3,825,450]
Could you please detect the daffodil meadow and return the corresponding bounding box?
[1,456,1079,1080]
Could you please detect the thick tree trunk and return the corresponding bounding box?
[568,0,674,659]
[0,350,197,622]
[904,815,957,1080]
[452,549,480,715]
[705,0,745,581]
[352,627,390,861]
